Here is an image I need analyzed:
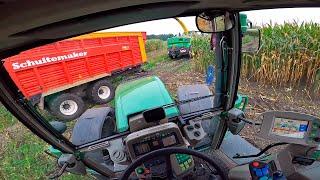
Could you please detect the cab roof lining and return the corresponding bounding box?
[0,0,319,59]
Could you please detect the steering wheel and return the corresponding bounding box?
[120,147,227,180]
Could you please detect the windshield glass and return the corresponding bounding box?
[2,16,222,142]
[234,8,320,156]
[1,16,222,177]
[0,8,319,179]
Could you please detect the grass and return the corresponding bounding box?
[176,60,192,73]
[1,131,54,179]
[0,105,17,133]
[0,124,88,180]
[0,104,87,179]
[142,50,170,71]
[0,124,79,180]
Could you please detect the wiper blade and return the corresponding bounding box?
[179,108,223,123]
[162,94,222,124]
[163,94,215,108]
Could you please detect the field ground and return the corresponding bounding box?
[0,50,319,179]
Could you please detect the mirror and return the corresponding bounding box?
[196,11,235,33]
[242,29,261,53]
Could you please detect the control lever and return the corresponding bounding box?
[227,108,246,135]
[48,154,86,179]
[49,162,68,179]
[227,108,262,135]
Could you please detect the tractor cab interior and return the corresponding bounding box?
[0,1,319,180]
[42,11,319,180]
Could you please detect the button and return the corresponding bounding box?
[194,131,201,137]
[255,169,263,177]
[262,167,269,176]
[181,166,186,171]
[259,176,268,180]
[136,167,144,174]
[187,125,194,131]
[252,161,260,167]
[252,168,257,172]
[194,123,201,129]
[188,159,192,163]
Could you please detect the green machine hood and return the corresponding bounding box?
[115,76,179,132]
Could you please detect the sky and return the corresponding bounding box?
[104,8,320,35]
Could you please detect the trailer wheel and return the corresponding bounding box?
[48,93,86,121]
[87,79,115,104]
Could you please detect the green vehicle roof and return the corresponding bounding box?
[167,36,191,49]
[115,76,179,132]
[240,13,249,33]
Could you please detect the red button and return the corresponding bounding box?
[252,162,260,167]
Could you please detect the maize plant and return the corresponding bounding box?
[190,22,320,94]
[242,22,320,94]
[190,34,215,72]
[145,39,165,52]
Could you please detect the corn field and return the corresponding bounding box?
[190,22,320,94]
[242,22,320,93]
[145,39,165,52]
[190,34,215,72]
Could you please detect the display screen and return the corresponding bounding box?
[135,143,151,155]
[162,135,177,147]
[133,133,179,156]
[271,117,309,139]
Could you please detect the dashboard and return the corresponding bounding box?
[125,123,194,178]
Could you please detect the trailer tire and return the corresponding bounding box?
[48,93,86,121]
[87,79,115,104]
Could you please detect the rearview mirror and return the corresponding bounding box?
[242,29,261,53]
[196,11,235,33]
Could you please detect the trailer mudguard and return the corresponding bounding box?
[72,107,114,146]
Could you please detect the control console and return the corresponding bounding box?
[229,111,320,180]
[125,123,194,178]
[249,160,286,180]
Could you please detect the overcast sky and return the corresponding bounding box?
[104,8,320,35]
